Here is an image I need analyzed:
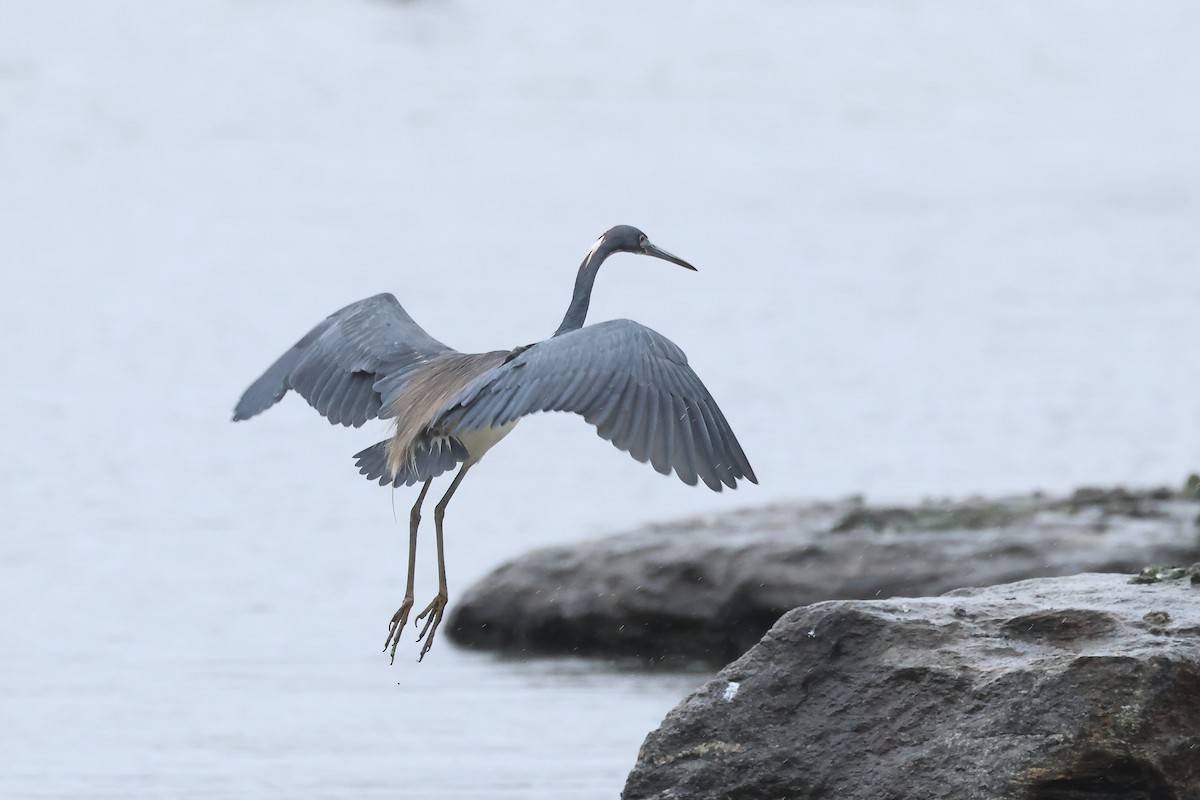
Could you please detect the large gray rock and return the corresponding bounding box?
[447,486,1200,664]
[623,572,1200,800]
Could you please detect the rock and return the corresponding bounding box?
[622,573,1200,800]
[447,486,1200,664]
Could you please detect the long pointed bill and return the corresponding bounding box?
[644,242,697,271]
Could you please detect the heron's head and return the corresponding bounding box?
[598,225,697,271]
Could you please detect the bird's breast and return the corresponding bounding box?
[455,420,519,464]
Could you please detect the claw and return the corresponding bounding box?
[414,593,448,662]
[383,597,414,665]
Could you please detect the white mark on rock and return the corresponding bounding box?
[722,681,740,702]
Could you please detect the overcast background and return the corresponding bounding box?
[2,1,1198,797]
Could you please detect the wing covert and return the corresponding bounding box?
[233,293,454,427]
[436,319,755,490]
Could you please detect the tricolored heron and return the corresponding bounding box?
[233,225,756,661]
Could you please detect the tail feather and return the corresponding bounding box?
[353,436,467,487]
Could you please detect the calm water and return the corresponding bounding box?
[2,0,1199,797]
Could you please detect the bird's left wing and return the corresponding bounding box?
[435,319,756,490]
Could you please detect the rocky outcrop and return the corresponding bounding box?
[447,486,1200,664]
[622,572,1200,800]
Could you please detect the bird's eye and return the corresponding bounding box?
[638,234,648,248]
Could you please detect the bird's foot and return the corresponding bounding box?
[414,592,448,662]
[383,596,414,665]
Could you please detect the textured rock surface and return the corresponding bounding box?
[447,486,1200,664]
[622,573,1200,800]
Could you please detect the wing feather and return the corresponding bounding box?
[637,387,661,470]
[233,293,453,427]
[592,375,632,440]
[334,372,366,426]
[623,381,652,464]
[652,391,676,477]
[349,374,378,428]
[695,398,737,489]
[437,319,755,489]
[613,378,647,459]
[309,360,342,414]
[670,395,700,487]
[685,396,721,491]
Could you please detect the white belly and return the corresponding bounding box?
[456,420,519,464]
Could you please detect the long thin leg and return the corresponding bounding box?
[415,463,471,661]
[384,478,432,664]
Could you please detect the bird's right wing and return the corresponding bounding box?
[435,319,756,491]
[233,293,454,427]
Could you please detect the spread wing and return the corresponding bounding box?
[435,319,756,490]
[233,293,454,427]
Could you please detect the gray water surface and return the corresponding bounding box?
[3,0,1199,797]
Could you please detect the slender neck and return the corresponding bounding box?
[553,237,618,337]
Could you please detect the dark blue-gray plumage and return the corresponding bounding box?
[233,225,756,661]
